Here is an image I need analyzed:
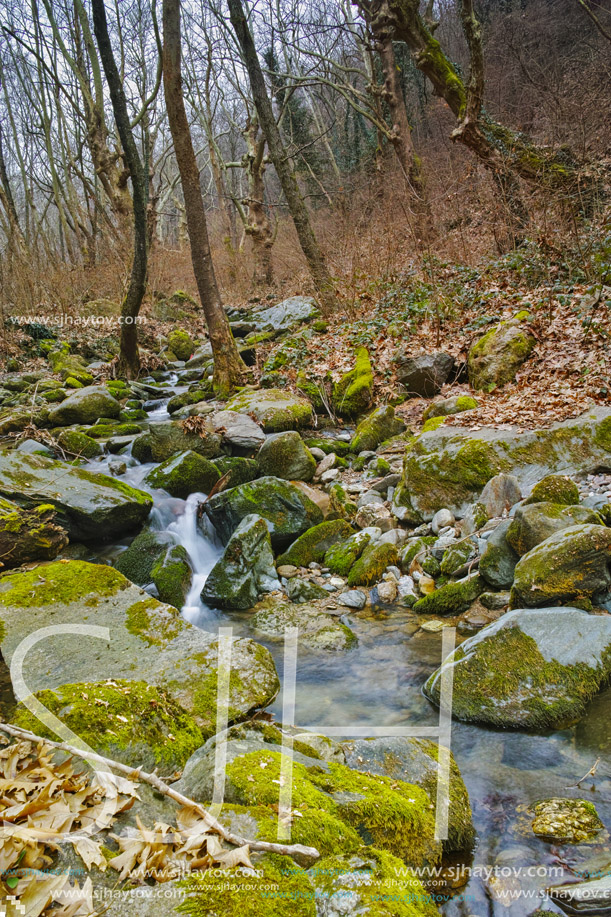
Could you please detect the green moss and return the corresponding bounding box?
[64,377,83,389]
[86,422,142,438]
[414,574,484,616]
[212,456,259,488]
[524,474,580,505]
[347,543,399,587]
[400,537,436,571]
[178,853,316,917]
[186,668,249,734]
[0,560,126,608]
[440,539,477,575]
[325,532,370,575]
[167,390,209,414]
[152,544,192,609]
[125,596,181,647]
[422,416,446,433]
[350,405,405,453]
[115,530,170,585]
[168,329,195,361]
[277,520,354,567]
[146,451,220,499]
[303,438,351,457]
[12,679,203,769]
[332,347,373,419]
[57,429,102,459]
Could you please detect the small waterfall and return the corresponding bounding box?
[166,493,223,627]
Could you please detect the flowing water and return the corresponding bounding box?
[4,382,611,914]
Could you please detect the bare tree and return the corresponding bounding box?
[163,0,246,396]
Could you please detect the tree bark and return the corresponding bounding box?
[162,0,246,396]
[243,117,275,289]
[92,0,148,378]
[227,0,338,313]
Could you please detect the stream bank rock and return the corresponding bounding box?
[47,384,120,425]
[132,420,223,463]
[506,502,601,555]
[332,347,373,418]
[350,404,405,453]
[394,351,454,397]
[252,295,320,332]
[467,315,536,391]
[201,514,280,610]
[0,560,279,736]
[145,449,220,498]
[226,388,313,432]
[202,475,323,548]
[0,496,68,567]
[256,430,316,481]
[393,406,611,522]
[0,450,152,540]
[424,607,611,729]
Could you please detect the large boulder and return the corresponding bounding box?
[47,384,120,425]
[467,316,536,391]
[524,473,580,505]
[202,476,323,549]
[506,502,600,555]
[0,560,279,736]
[145,450,220,498]
[256,430,316,481]
[510,524,611,608]
[115,530,191,609]
[277,519,355,567]
[424,607,611,729]
[167,328,194,360]
[0,450,152,540]
[393,351,454,397]
[392,407,611,522]
[226,388,313,432]
[209,409,265,452]
[0,496,68,568]
[332,347,373,418]
[131,420,223,462]
[350,405,406,453]
[252,295,320,332]
[201,514,280,610]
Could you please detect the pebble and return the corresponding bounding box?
[338,590,367,609]
[310,447,326,461]
[308,562,322,570]
[420,619,449,633]
[432,508,455,534]
[316,453,337,476]
[375,580,398,603]
[330,576,346,587]
[277,565,298,578]
[321,468,340,483]
[108,460,127,476]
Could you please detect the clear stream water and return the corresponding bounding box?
[3,388,611,915]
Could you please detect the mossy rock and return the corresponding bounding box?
[479,519,519,589]
[422,395,478,421]
[510,523,611,609]
[131,421,223,463]
[413,574,484,616]
[212,455,259,488]
[400,536,437,572]
[57,429,103,459]
[203,476,323,549]
[296,371,327,413]
[422,416,446,433]
[440,538,477,575]
[424,606,611,729]
[47,384,120,425]
[506,502,600,556]
[12,679,203,771]
[303,437,351,457]
[524,474,580,506]
[151,544,192,609]
[256,430,317,482]
[250,599,356,652]
[468,317,536,392]
[145,450,220,499]
[347,543,399,587]
[531,797,603,843]
[119,408,148,422]
[332,347,373,419]
[324,530,371,575]
[0,497,68,568]
[87,422,142,438]
[226,388,314,433]
[277,519,355,567]
[48,348,93,385]
[167,389,209,414]
[350,405,406,453]
[201,515,279,612]
[167,328,195,361]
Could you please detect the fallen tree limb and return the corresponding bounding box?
[0,720,320,865]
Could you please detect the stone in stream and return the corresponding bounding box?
[506,502,601,556]
[0,496,68,568]
[145,449,220,498]
[131,420,223,463]
[225,388,314,432]
[150,543,192,609]
[413,573,484,616]
[249,597,356,652]
[392,406,611,523]
[424,607,611,729]
[549,867,611,913]
[0,560,279,736]
[531,797,603,843]
[337,589,367,609]
[209,408,265,453]
[0,450,152,540]
[56,429,103,458]
[202,475,323,549]
[285,577,329,603]
[47,384,120,425]
[201,514,280,611]
[114,530,192,609]
[510,523,611,608]
[256,430,317,481]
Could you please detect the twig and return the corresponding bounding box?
[0,721,320,865]
[565,757,601,788]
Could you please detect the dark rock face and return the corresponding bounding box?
[394,352,455,397]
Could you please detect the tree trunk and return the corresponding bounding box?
[377,37,432,239]
[244,117,275,289]
[227,0,338,313]
[162,0,246,397]
[92,0,147,378]
[359,0,597,203]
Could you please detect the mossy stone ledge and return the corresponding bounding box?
[226,388,314,432]
[277,519,355,567]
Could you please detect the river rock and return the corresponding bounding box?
[479,519,519,588]
[202,475,323,548]
[0,496,68,568]
[332,347,373,418]
[0,450,152,540]
[531,797,603,843]
[394,351,455,397]
[524,473,580,505]
[145,450,220,498]
[468,316,536,391]
[510,523,611,608]
[422,394,478,421]
[342,736,474,852]
[151,543,192,609]
[0,560,279,736]
[209,408,265,452]
[47,384,120,425]
[549,867,611,913]
[249,598,356,651]
[413,573,484,616]
[350,405,406,453]
[338,589,367,609]
[424,606,611,728]
[226,388,313,432]
[256,430,316,481]
[252,295,319,332]
[132,420,223,463]
[506,502,601,556]
[286,577,329,603]
[480,473,523,517]
[115,529,173,584]
[201,514,280,611]
[277,519,355,567]
[392,406,611,522]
